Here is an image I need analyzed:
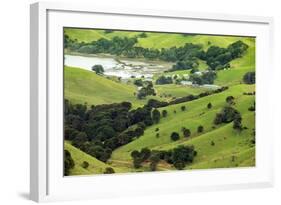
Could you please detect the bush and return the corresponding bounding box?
[152,109,161,123]
[170,132,180,141]
[91,64,104,74]
[197,125,204,133]
[214,106,240,125]
[181,105,186,111]
[104,167,115,174]
[182,127,191,138]
[82,161,89,169]
[243,72,255,84]
[226,96,235,105]
[207,102,212,109]
[156,76,173,85]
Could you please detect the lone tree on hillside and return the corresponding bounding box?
[181,105,186,111]
[182,128,191,138]
[207,102,212,109]
[91,64,104,74]
[243,72,255,84]
[226,96,235,105]
[197,125,204,133]
[104,167,115,174]
[170,132,180,141]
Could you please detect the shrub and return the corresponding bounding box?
[91,64,104,74]
[170,132,180,141]
[243,72,255,84]
[152,109,161,123]
[197,125,204,133]
[182,128,191,138]
[226,96,235,105]
[181,105,186,111]
[207,102,212,109]
[104,167,115,174]
[82,161,89,169]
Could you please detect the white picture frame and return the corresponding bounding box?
[30,1,274,202]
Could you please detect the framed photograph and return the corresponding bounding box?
[30,2,274,202]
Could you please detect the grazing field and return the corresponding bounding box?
[63,28,256,176]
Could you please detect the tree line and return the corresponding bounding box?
[65,33,248,72]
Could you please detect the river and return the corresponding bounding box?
[64,54,172,79]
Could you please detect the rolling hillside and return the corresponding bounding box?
[111,84,255,163]
[64,28,256,174]
[65,28,254,50]
[65,66,160,108]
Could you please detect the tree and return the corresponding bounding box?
[197,125,204,133]
[64,150,75,176]
[181,105,186,111]
[207,102,212,109]
[72,132,88,148]
[104,167,115,174]
[182,128,191,138]
[162,110,168,117]
[243,72,255,84]
[152,109,161,123]
[91,64,104,74]
[226,96,235,105]
[131,150,140,159]
[134,79,143,87]
[233,113,242,130]
[214,106,240,125]
[172,145,196,170]
[149,154,160,171]
[155,76,173,85]
[140,148,151,161]
[170,132,180,141]
[82,161,89,169]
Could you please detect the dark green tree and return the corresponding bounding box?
[170,132,180,141]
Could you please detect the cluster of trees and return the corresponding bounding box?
[243,71,255,84]
[64,99,163,163]
[155,75,173,85]
[170,57,199,71]
[65,34,203,62]
[214,106,243,130]
[199,40,249,70]
[169,86,228,105]
[143,87,228,111]
[137,81,156,99]
[131,145,197,170]
[189,70,217,85]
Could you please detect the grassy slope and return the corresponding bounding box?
[65,66,153,108]
[65,28,256,173]
[65,141,127,175]
[111,84,255,169]
[65,28,254,50]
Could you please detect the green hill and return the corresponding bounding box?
[111,84,255,169]
[65,66,141,107]
[65,28,254,50]
[65,141,126,175]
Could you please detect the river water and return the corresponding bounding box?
[64,54,171,79]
